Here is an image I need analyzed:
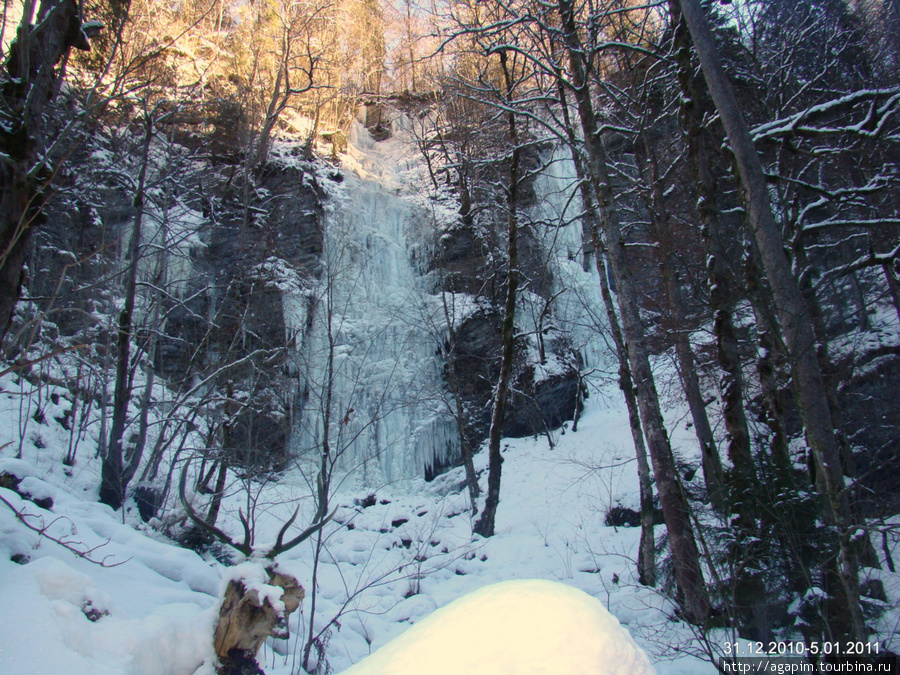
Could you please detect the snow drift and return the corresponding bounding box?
[342,579,656,675]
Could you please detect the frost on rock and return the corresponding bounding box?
[342,579,656,675]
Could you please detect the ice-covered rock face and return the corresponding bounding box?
[288,121,612,484]
[342,579,657,675]
[289,122,458,485]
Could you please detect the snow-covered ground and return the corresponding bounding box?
[2,113,898,675]
[342,579,656,674]
[0,366,721,674]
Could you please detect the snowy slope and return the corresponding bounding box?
[0,362,720,674]
[2,115,897,675]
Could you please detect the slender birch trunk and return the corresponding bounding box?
[100,115,154,510]
[474,50,521,538]
[636,135,729,513]
[555,49,656,588]
[669,10,757,496]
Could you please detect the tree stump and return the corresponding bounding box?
[214,566,304,674]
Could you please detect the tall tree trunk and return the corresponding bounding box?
[647,96,770,636]
[790,226,862,479]
[473,50,520,538]
[673,0,868,641]
[99,116,154,510]
[743,243,793,470]
[204,458,228,528]
[596,245,657,587]
[636,134,729,513]
[439,279,480,514]
[0,0,89,339]
[556,81,655,585]
[669,9,756,499]
[556,0,709,623]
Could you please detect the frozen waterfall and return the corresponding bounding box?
[289,121,457,485]
[530,144,617,378]
[288,122,614,485]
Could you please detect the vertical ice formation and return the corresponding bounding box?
[530,143,615,377]
[290,126,611,484]
[290,122,457,485]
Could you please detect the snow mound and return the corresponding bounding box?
[342,579,656,675]
[0,555,216,675]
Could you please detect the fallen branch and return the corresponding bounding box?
[0,491,130,567]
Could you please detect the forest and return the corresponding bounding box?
[0,0,898,673]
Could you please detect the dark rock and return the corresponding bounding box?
[429,224,492,297]
[150,160,325,472]
[364,104,385,128]
[29,495,53,510]
[133,484,163,522]
[81,599,109,622]
[354,493,377,508]
[368,123,391,142]
[55,411,71,430]
[444,310,580,453]
[178,526,233,565]
[225,410,290,472]
[505,360,581,438]
[426,152,582,481]
[1,471,53,510]
[604,506,642,528]
[0,471,21,492]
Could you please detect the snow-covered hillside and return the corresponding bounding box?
[2,111,898,675]
[0,364,721,674]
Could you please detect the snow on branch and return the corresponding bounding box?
[814,243,900,291]
[751,87,900,141]
[802,217,900,235]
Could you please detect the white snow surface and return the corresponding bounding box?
[1,110,898,675]
[0,364,745,675]
[342,579,656,675]
[0,548,218,675]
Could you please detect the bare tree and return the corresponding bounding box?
[552,0,711,624]
[672,0,869,641]
[99,109,157,510]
